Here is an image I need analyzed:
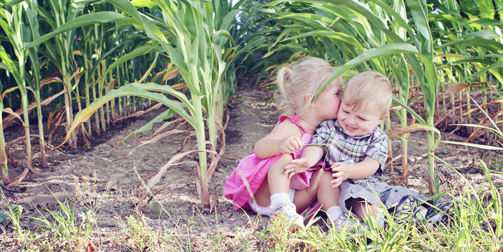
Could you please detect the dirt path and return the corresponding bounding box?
[1,87,501,250]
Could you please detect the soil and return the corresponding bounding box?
[0,87,502,250]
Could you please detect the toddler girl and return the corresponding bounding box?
[224,57,343,228]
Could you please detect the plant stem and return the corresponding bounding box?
[0,102,9,184]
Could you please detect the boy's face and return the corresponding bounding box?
[337,99,384,137]
[314,84,342,121]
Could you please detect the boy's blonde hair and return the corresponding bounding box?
[343,71,392,119]
[277,57,343,114]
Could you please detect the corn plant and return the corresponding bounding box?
[24,0,48,167]
[77,10,124,137]
[36,0,92,148]
[47,0,243,207]
[0,79,8,184]
[101,0,241,206]
[25,5,133,118]
[0,2,34,179]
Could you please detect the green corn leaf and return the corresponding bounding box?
[61,84,195,145]
[220,9,239,30]
[470,18,503,26]
[392,96,427,125]
[122,109,177,142]
[102,43,159,81]
[131,0,156,8]
[460,30,500,40]
[284,30,363,49]
[369,0,410,31]
[109,0,143,24]
[441,141,503,151]
[0,45,22,88]
[442,37,503,52]
[313,43,419,100]
[472,61,503,78]
[130,82,195,115]
[427,0,459,15]
[406,0,432,55]
[25,12,128,49]
[0,0,24,7]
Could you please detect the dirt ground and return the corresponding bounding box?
[0,87,502,250]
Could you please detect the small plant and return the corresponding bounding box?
[2,203,26,239]
[32,196,96,250]
[1,191,30,243]
[124,215,160,250]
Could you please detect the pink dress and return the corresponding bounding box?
[223,115,324,210]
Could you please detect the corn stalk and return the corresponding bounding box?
[24,0,48,167]
[36,0,90,148]
[0,3,33,174]
[25,8,130,133]
[0,79,8,184]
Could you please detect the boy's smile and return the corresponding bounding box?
[337,101,384,137]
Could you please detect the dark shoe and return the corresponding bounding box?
[328,213,362,232]
[422,201,455,225]
[394,196,422,224]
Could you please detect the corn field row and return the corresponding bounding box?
[0,0,502,205]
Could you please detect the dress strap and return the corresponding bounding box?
[278,114,308,134]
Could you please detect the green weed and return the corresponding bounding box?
[31,195,96,250]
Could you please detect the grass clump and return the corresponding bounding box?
[1,156,500,251]
[256,167,501,251]
[31,198,96,251]
[121,215,189,251]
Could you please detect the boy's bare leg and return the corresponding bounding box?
[347,198,385,227]
[347,198,379,218]
[318,170,340,209]
[317,170,343,222]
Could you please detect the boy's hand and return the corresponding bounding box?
[279,136,303,154]
[331,163,352,188]
[284,158,310,179]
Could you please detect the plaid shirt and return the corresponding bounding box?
[311,120,388,180]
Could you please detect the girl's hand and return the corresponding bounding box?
[331,163,352,188]
[279,136,303,154]
[284,158,310,179]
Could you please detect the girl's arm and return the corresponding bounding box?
[253,120,303,159]
[283,145,324,177]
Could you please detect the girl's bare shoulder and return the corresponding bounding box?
[267,117,303,138]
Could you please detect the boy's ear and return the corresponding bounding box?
[379,114,388,123]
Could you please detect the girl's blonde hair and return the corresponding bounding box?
[342,71,392,119]
[276,57,343,114]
